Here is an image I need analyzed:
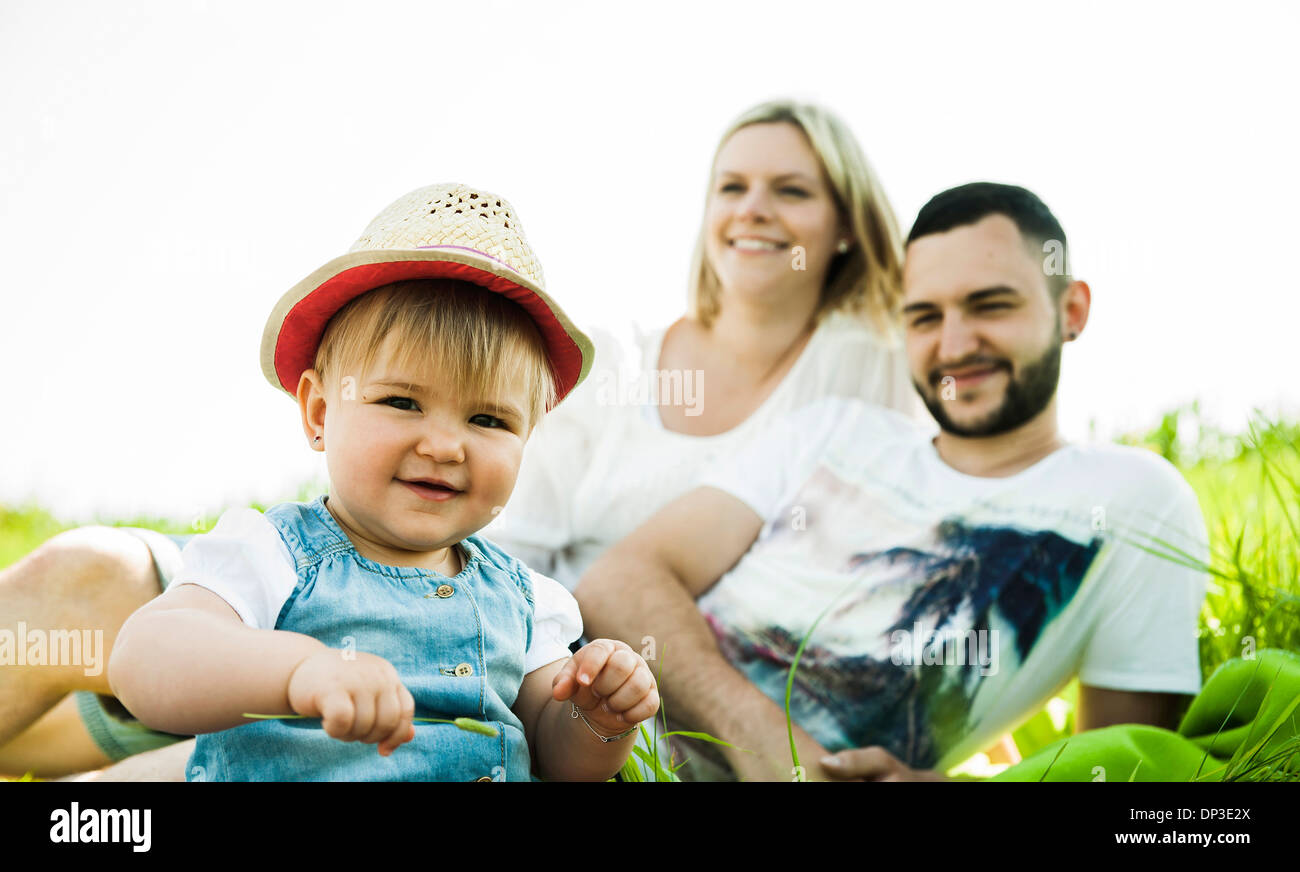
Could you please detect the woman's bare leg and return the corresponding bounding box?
[0,526,164,775]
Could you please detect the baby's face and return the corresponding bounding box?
[316,345,531,567]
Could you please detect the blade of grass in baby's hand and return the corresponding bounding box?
[242,713,499,737]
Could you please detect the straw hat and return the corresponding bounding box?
[260,183,593,409]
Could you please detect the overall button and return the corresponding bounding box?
[454,663,474,677]
[435,584,454,598]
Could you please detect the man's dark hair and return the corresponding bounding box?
[907,182,1070,295]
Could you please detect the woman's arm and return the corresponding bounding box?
[107,582,328,735]
[574,486,839,781]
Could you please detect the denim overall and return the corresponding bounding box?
[186,496,535,782]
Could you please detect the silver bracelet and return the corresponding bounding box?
[570,701,638,743]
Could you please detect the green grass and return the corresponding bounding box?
[1184,420,1300,671]
[0,503,72,570]
[1112,407,1300,679]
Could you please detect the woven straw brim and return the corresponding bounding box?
[260,247,594,409]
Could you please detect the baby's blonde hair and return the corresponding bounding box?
[312,279,556,430]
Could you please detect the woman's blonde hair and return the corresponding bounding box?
[686,100,904,337]
[312,279,556,430]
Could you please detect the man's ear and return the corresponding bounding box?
[1060,279,1091,341]
[298,369,328,451]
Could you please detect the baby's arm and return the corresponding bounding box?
[514,640,659,782]
[109,582,327,733]
[109,583,415,754]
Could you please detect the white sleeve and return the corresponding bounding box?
[171,508,299,630]
[523,568,583,674]
[698,397,853,521]
[1078,469,1209,695]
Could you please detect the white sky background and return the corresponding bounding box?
[1,0,1296,522]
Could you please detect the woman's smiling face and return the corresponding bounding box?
[704,121,846,304]
[302,332,529,570]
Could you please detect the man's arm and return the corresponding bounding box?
[1076,685,1189,733]
[574,486,840,781]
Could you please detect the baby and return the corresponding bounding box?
[108,183,658,781]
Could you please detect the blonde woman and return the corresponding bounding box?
[486,100,919,588]
[0,99,918,780]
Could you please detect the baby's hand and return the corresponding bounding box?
[286,649,416,756]
[552,639,659,737]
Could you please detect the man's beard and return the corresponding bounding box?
[915,339,1062,438]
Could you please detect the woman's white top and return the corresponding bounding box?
[482,311,925,590]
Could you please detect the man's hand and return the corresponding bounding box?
[551,639,659,737]
[820,746,950,781]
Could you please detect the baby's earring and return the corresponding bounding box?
[313,435,323,447]
[836,239,850,254]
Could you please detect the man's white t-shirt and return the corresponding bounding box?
[692,397,1208,775]
[484,313,921,589]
